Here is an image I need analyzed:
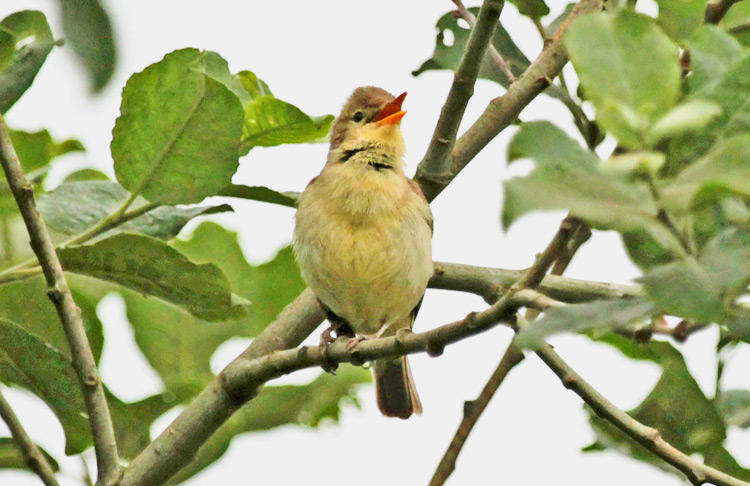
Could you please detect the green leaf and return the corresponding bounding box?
[662,135,750,211]
[507,121,598,169]
[640,229,750,323]
[166,365,370,485]
[218,183,298,208]
[9,129,84,172]
[721,1,750,46]
[699,229,750,296]
[670,52,750,166]
[0,277,103,364]
[58,0,116,92]
[655,0,708,41]
[239,75,333,151]
[58,233,245,321]
[0,437,58,471]
[172,222,306,335]
[685,26,745,94]
[413,8,530,88]
[508,0,550,19]
[565,11,681,148]
[518,298,655,349]
[120,222,305,398]
[0,316,169,459]
[0,319,91,454]
[109,392,173,460]
[647,100,722,145]
[504,122,685,259]
[0,11,56,113]
[640,257,725,322]
[585,337,730,477]
[715,390,750,428]
[112,48,244,205]
[38,180,232,241]
[61,168,110,182]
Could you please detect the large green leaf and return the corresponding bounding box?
[0,11,56,113]
[507,121,598,169]
[685,26,745,94]
[173,222,306,335]
[0,437,58,472]
[58,0,116,92]
[120,223,304,399]
[565,11,681,148]
[413,8,530,88]
[640,257,725,322]
[503,122,685,257]
[0,319,91,454]
[670,52,750,166]
[8,129,84,173]
[655,0,708,41]
[715,390,750,428]
[167,365,370,485]
[0,316,173,458]
[640,229,750,323]
[662,135,750,211]
[38,180,232,241]
[0,276,103,364]
[112,48,244,205]
[508,0,549,19]
[584,335,735,477]
[518,298,656,349]
[58,233,245,321]
[721,1,750,46]
[239,71,333,152]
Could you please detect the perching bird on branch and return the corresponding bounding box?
[294,87,433,419]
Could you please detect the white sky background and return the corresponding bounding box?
[1,1,749,485]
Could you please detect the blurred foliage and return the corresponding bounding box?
[0,3,750,486]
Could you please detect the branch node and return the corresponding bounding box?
[426,340,445,358]
[562,374,576,389]
[463,399,478,417]
[46,285,64,304]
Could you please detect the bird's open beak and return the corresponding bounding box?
[372,92,407,125]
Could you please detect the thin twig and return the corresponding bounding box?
[416,0,604,201]
[704,0,742,24]
[527,318,750,486]
[452,0,517,83]
[429,337,524,486]
[416,0,505,198]
[0,386,60,486]
[430,216,586,486]
[0,114,120,486]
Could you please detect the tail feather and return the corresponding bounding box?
[373,356,422,419]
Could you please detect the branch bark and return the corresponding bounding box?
[416,0,505,199]
[415,0,604,201]
[529,324,750,486]
[430,216,586,486]
[0,386,60,486]
[0,114,120,486]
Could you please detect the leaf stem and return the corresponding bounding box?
[0,113,120,486]
[0,386,61,486]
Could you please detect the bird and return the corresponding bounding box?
[293,87,433,419]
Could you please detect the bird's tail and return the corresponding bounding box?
[372,356,422,419]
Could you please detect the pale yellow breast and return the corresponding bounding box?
[294,165,433,336]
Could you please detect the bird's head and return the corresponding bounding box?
[327,87,407,171]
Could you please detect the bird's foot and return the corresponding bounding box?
[319,325,339,374]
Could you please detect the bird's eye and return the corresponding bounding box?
[352,111,365,123]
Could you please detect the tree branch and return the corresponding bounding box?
[527,318,750,486]
[430,216,587,486]
[429,337,524,486]
[416,0,604,201]
[0,386,60,486]
[0,114,120,486]
[415,0,505,199]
